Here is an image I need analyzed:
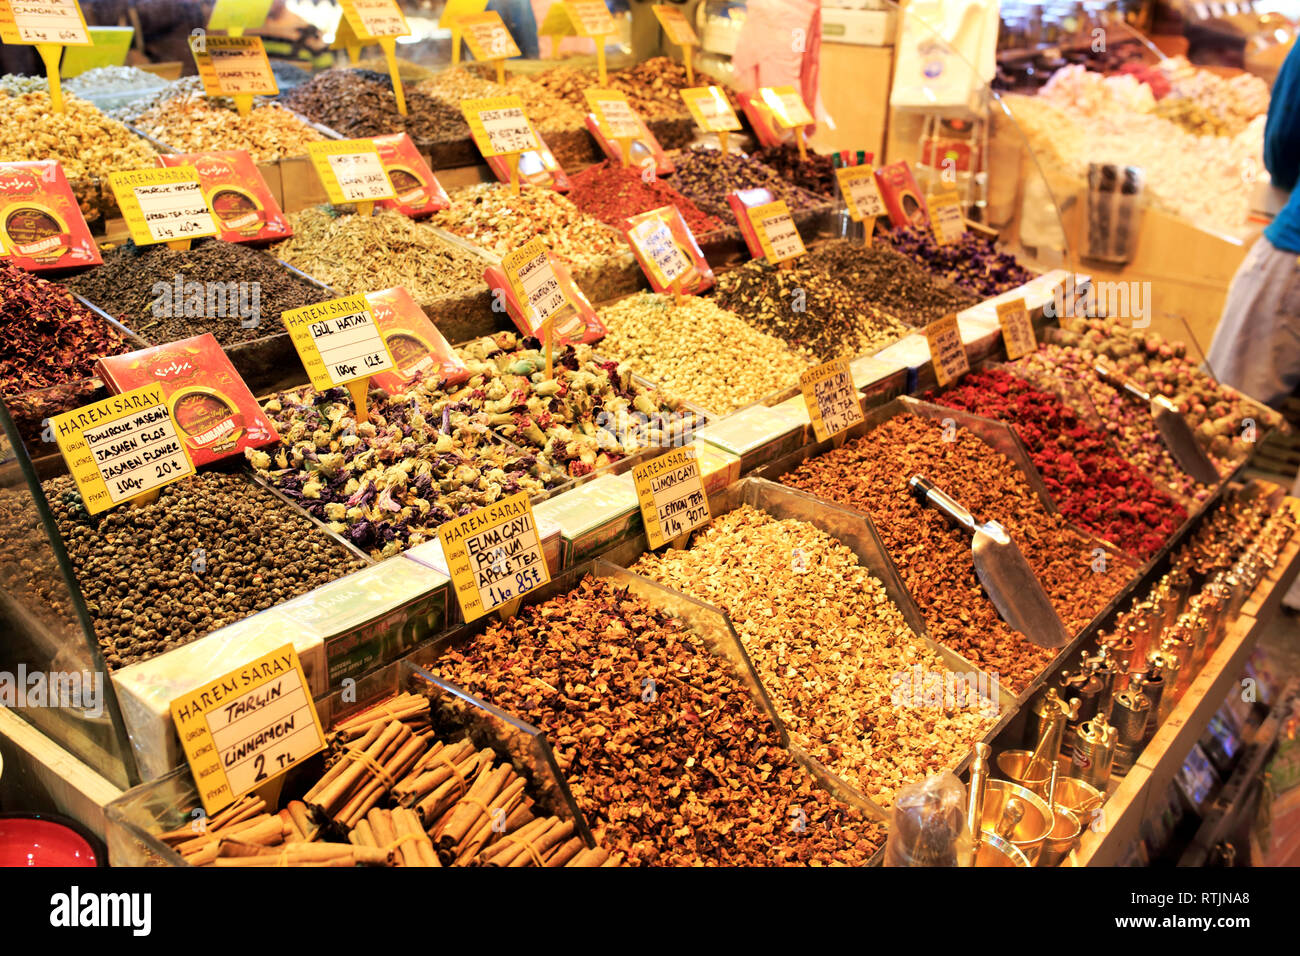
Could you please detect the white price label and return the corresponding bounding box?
[82,397,192,505]
[3,0,89,44]
[135,181,218,243]
[639,220,689,284]
[309,308,396,385]
[762,214,803,260]
[480,106,536,155]
[595,98,640,140]
[326,152,393,201]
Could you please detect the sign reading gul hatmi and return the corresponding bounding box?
[171,643,326,815]
[51,384,195,515]
[632,447,710,550]
[282,294,397,390]
[800,357,864,442]
[106,166,218,246]
[437,491,550,622]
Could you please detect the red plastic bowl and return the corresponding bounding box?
[0,814,100,867]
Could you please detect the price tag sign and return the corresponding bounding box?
[564,0,614,36]
[929,188,966,245]
[925,313,969,387]
[438,0,489,27]
[438,491,551,622]
[583,89,641,141]
[190,35,278,97]
[306,140,396,204]
[747,200,805,264]
[460,10,520,59]
[461,96,539,158]
[0,0,90,45]
[501,237,573,333]
[60,25,133,75]
[171,644,326,816]
[681,87,741,133]
[652,4,698,45]
[759,85,813,128]
[632,447,711,550]
[996,297,1037,360]
[207,0,273,32]
[282,294,397,390]
[627,216,690,287]
[800,358,864,442]
[107,167,219,246]
[836,165,885,222]
[340,0,409,39]
[50,384,196,515]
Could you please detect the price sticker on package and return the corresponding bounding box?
[929,187,966,245]
[282,294,397,390]
[107,166,219,246]
[50,384,196,514]
[627,216,690,287]
[759,85,813,128]
[438,491,551,622]
[190,35,278,97]
[564,0,614,36]
[340,0,409,38]
[461,96,539,157]
[584,89,641,141]
[747,200,805,264]
[837,165,885,222]
[0,0,90,45]
[652,4,698,46]
[306,140,396,205]
[681,87,741,133]
[925,312,969,387]
[460,10,520,59]
[171,644,326,815]
[996,297,1037,360]
[800,357,864,442]
[633,446,711,550]
[502,237,574,333]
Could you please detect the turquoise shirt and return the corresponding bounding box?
[1265,42,1300,254]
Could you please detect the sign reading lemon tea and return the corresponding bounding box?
[836,165,885,222]
[282,294,396,390]
[171,643,326,815]
[51,384,195,515]
[106,166,219,246]
[461,96,538,158]
[0,0,89,45]
[925,312,969,387]
[800,357,864,442]
[459,10,520,59]
[747,200,805,264]
[681,86,741,133]
[501,237,572,334]
[437,491,551,622]
[305,139,395,205]
[633,447,710,549]
[996,297,1036,360]
[190,34,278,97]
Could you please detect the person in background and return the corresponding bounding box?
[729,0,823,136]
[252,0,333,71]
[489,0,540,60]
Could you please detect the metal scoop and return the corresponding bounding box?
[909,475,1071,649]
[1094,361,1220,484]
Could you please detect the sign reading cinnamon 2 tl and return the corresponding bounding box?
[171,644,326,815]
[50,384,195,515]
[438,491,551,622]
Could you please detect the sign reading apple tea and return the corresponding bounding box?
[171,643,326,815]
[51,384,195,514]
[632,446,710,549]
[282,294,396,390]
[437,490,551,622]
[800,357,864,442]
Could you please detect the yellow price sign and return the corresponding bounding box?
[626,215,691,289]
[583,89,642,141]
[0,0,89,44]
[282,294,397,391]
[106,166,219,247]
[836,165,884,222]
[747,200,805,264]
[461,95,539,158]
[564,0,615,36]
[460,10,520,60]
[171,644,326,816]
[438,491,551,622]
[996,297,1037,361]
[800,357,864,443]
[759,85,813,128]
[340,0,408,39]
[652,4,698,46]
[207,0,273,32]
[50,384,196,515]
[305,139,396,205]
[190,35,278,97]
[929,187,966,245]
[680,86,741,133]
[925,313,969,387]
[501,237,575,334]
[632,447,711,550]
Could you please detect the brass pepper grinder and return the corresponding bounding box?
[1112,677,1152,751]
[1073,716,1118,792]
[1148,649,1181,725]
[1027,688,1080,784]
[1092,650,1121,724]
[1160,631,1194,701]
[967,743,992,866]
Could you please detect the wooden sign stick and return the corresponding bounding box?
[617,136,633,168]
[795,126,808,161]
[683,44,693,84]
[167,239,193,251]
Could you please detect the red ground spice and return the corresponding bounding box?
[567,161,723,236]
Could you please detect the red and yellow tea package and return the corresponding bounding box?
[373,133,451,218]
[622,205,714,294]
[364,286,469,390]
[0,161,101,270]
[482,259,606,346]
[159,151,290,243]
[96,334,280,467]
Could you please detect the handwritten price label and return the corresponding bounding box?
[502,237,573,334]
[171,644,326,815]
[438,491,551,622]
[633,447,711,549]
[583,89,641,141]
[107,167,218,246]
[51,384,196,514]
[306,140,396,204]
[925,313,969,387]
[282,294,397,390]
[460,10,520,59]
[681,87,741,133]
[0,0,90,45]
[836,165,885,222]
[564,0,614,36]
[462,96,539,157]
[747,200,805,264]
[627,216,690,287]
[759,85,813,128]
[800,358,864,442]
[929,187,966,245]
[652,4,698,46]
[996,297,1037,360]
[190,35,278,97]
[340,0,409,38]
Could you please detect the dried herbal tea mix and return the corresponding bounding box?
[805,240,980,327]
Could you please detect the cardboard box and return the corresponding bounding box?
[821,8,898,46]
